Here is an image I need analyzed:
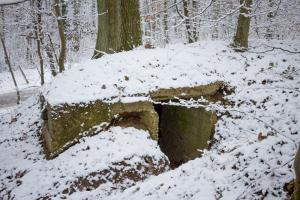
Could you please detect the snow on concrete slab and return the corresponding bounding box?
[43,41,231,105]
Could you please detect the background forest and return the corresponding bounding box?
[0,0,299,73]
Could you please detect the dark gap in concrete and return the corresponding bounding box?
[154,103,217,169]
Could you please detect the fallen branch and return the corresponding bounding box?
[250,44,300,54]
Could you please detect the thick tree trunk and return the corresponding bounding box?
[93,0,142,59]
[120,0,142,51]
[54,0,66,72]
[294,145,300,200]
[93,0,121,59]
[232,0,252,51]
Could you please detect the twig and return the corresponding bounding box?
[250,44,300,54]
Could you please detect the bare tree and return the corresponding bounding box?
[0,33,20,104]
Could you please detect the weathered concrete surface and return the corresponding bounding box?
[42,101,159,158]
[158,105,217,167]
[111,102,159,140]
[42,81,224,159]
[150,81,223,101]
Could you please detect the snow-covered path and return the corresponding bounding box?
[0,68,51,109]
[0,88,37,108]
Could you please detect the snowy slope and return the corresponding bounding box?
[105,41,300,200]
[1,40,299,199]
[0,96,169,199]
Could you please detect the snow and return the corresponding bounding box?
[0,68,51,94]
[1,40,300,199]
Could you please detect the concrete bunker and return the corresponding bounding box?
[42,81,224,163]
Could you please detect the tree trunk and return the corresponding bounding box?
[18,65,29,84]
[191,0,198,42]
[72,0,80,52]
[93,0,142,59]
[120,0,142,51]
[183,0,193,43]
[54,0,66,72]
[232,0,252,51]
[33,0,45,85]
[47,34,58,76]
[45,43,57,77]
[163,0,169,44]
[0,33,20,104]
[294,145,300,200]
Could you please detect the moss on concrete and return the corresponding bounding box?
[44,100,111,158]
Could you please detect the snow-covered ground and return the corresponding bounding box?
[0,68,52,94]
[0,40,299,199]
[0,68,52,109]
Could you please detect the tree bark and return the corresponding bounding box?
[45,34,58,76]
[120,0,142,51]
[232,0,252,51]
[93,0,142,59]
[54,0,66,72]
[72,0,80,52]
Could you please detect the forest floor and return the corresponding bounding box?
[0,40,299,200]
